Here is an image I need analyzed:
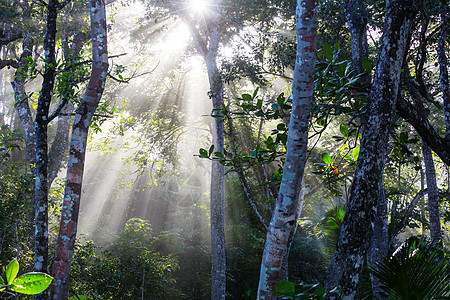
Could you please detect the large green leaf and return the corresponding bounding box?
[9,272,53,295]
[322,153,332,165]
[5,258,19,284]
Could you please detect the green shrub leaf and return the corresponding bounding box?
[6,258,19,284]
[10,272,53,295]
[322,153,332,165]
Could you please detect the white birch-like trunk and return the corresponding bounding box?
[257,1,318,298]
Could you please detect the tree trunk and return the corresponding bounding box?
[169,1,227,297]
[51,0,108,298]
[257,1,317,298]
[34,2,59,299]
[422,141,443,242]
[368,177,388,300]
[324,1,419,297]
[11,35,36,171]
[437,0,450,140]
[205,28,226,300]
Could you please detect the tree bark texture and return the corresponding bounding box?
[368,178,388,300]
[345,0,368,80]
[422,141,443,242]
[11,35,36,171]
[437,0,450,139]
[51,0,108,298]
[324,1,419,298]
[257,1,317,298]
[205,22,226,300]
[34,4,59,300]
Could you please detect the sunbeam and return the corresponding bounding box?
[189,0,211,15]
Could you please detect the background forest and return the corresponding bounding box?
[0,0,449,299]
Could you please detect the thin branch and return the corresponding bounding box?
[0,59,19,69]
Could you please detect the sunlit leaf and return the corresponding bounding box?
[0,276,5,292]
[6,259,19,284]
[9,273,53,295]
[322,153,332,165]
[352,147,360,161]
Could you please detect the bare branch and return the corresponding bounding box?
[0,59,19,69]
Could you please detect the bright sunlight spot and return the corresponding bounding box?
[189,0,210,15]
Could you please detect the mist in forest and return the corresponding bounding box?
[73,3,214,243]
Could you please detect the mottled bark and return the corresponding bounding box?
[206,23,226,300]
[11,36,36,170]
[34,4,59,300]
[257,1,317,298]
[345,0,368,80]
[368,178,388,300]
[437,0,450,139]
[422,141,443,243]
[51,0,109,299]
[324,1,419,297]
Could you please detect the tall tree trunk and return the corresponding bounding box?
[368,177,388,300]
[323,1,419,297]
[257,1,317,298]
[422,141,443,242]
[437,0,450,140]
[169,1,226,297]
[34,2,59,299]
[51,0,108,298]
[206,27,226,300]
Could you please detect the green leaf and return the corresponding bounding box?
[199,148,208,158]
[256,98,263,109]
[314,287,326,297]
[0,276,5,292]
[362,59,372,72]
[352,147,360,161]
[323,43,333,62]
[208,145,215,156]
[265,199,276,204]
[339,123,348,137]
[214,152,224,159]
[241,94,252,101]
[399,132,408,143]
[274,280,296,296]
[10,273,53,295]
[252,87,259,99]
[6,259,19,284]
[322,153,332,165]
